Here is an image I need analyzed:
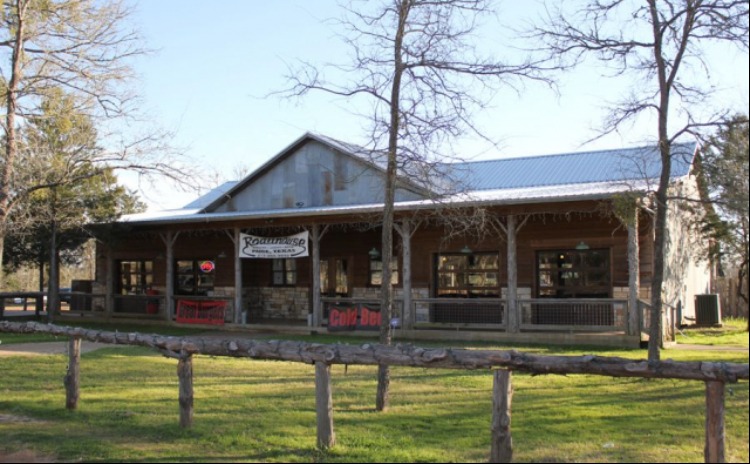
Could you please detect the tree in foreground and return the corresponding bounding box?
[0,0,192,289]
[286,0,547,410]
[532,0,749,361]
[6,88,145,313]
[699,114,749,326]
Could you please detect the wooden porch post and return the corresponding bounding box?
[627,210,640,336]
[161,231,180,322]
[311,225,328,328]
[228,228,243,324]
[394,219,415,330]
[506,215,519,333]
[105,244,114,321]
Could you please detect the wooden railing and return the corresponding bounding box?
[1,321,746,463]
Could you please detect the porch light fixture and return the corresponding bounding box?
[216,251,228,259]
[460,245,473,254]
[575,241,590,250]
[368,247,381,260]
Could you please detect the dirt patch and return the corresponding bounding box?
[0,416,55,462]
[0,414,44,424]
[0,450,55,463]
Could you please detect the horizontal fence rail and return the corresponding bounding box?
[2,321,746,382]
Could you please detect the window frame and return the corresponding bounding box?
[368,256,399,287]
[434,252,500,298]
[272,258,298,286]
[117,260,154,295]
[175,259,217,296]
[536,248,612,298]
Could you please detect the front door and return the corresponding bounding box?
[320,257,349,297]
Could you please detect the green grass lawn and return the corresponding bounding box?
[1,333,748,462]
[677,317,749,347]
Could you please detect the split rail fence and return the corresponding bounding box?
[1,321,748,463]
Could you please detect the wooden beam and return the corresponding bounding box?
[394,219,415,329]
[178,354,194,428]
[506,215,519,333]
[3,322,747,383]
[64,337,81,410]
[315,362,336,449]
[627,211,640,336]
[233,228,243,324]
[490,369,513,463]
[705,381,725,463]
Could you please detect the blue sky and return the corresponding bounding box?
[126,1,749,211]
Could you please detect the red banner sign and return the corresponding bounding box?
[327,305,381,332]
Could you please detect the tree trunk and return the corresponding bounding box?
[376,0,411,413]
[47,220,59,322]
[0,0,28,291]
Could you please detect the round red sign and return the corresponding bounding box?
[199,260,215,273]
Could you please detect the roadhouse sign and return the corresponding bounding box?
[239,231,309,258]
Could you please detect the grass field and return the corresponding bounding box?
[677,317,749,347]
[1,325,748,462]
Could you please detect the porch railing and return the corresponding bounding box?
[411,297,505,329]
[519,298,628,332]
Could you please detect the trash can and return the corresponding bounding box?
[146,289,159,314]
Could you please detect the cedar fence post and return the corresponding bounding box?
[178,353,194,428]
[64,337,81,410]
[705,381,725,463]
[490,369,513,463]
[315,361,336,449]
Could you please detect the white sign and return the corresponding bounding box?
[239,231,309,258]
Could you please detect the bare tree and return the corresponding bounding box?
[0,0,193,288]
[285,0,548,410]
[532,0,748,362]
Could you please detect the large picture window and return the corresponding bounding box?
[537,249,611,298]
[176,259,216,296]
[436,253,500,297]
[118,260,153,295]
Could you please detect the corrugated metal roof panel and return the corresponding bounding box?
[446,142,696,191]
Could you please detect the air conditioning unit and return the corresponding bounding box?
[694,294,722,326]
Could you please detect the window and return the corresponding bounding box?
[118,260,153,295]
[272,258,297,285]
[176,259,216,296]
[369,257,399,286]
[537,249,611,298]
[436,253,499,297]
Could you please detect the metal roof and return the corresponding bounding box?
[444,142,697,191]
[119,136,698,226]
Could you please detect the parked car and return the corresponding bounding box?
[12,297,24,304]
